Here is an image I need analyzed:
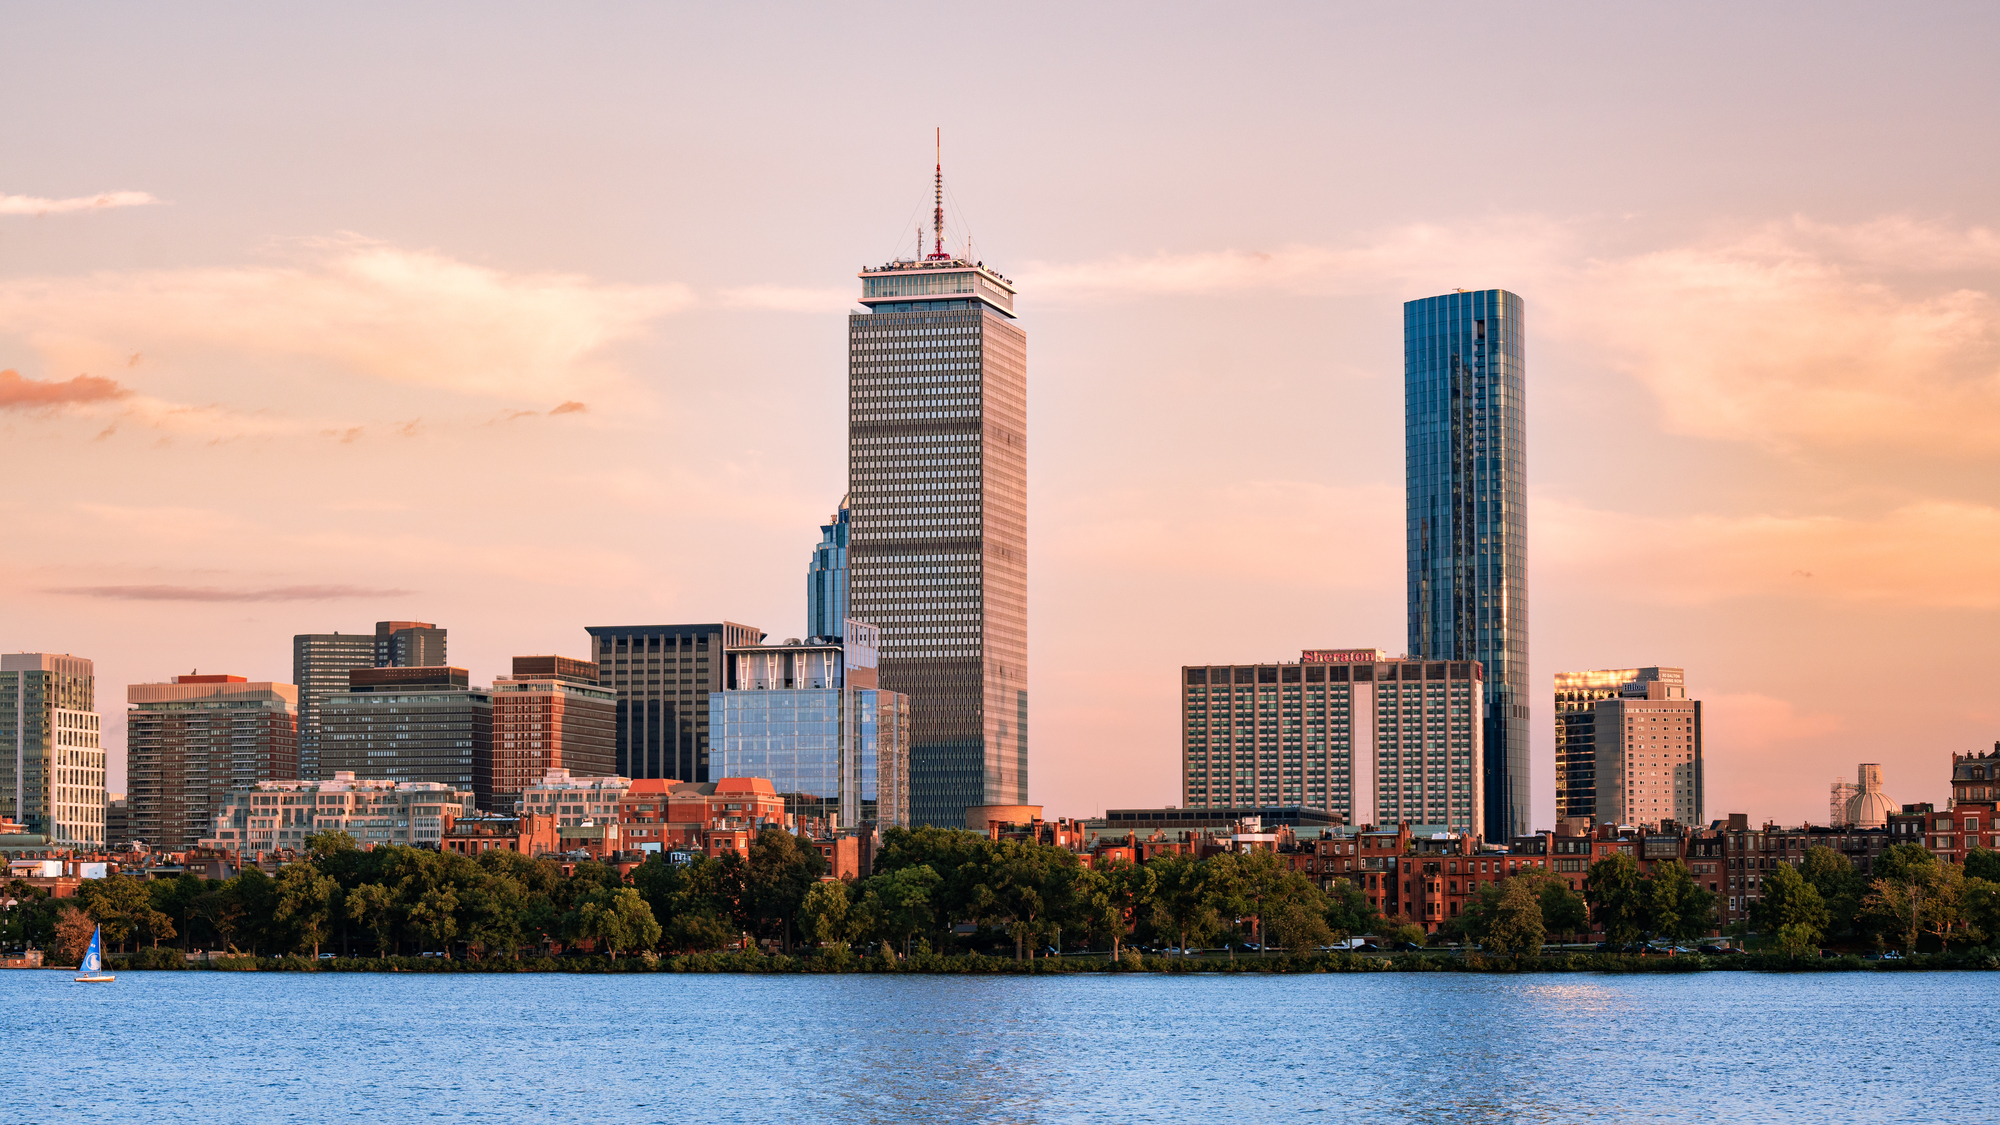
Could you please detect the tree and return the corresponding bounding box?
[800,880,853,950]
[407,886,460,956]
[1093,860,1155,959]
[738,828,830,952]
[633,854,736,953]
[1585,854,1646,947]
[1267,891,1334,953]
[1645,861,1716,946]
[570,887,661,960]
[1965,846,2000,885]
[274,862,341,958]
[1537,878,1590,940]
[1752,863,1830,950]
[1323,880,1378,947]
[305,830,360,858]
[346,882,396,956]
[1800,846,1865,938]
[1863,844,1940,954]
[54,905,96,965]
[77,874,151,952]
[1149,854,1220,956]
[1486,879,1547,957]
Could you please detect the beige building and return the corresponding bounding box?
[1,653,105,848]
[127,675,297,850]
[1555,667,1704,827]
[202,771,474,856]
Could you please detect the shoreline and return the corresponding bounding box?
[73,948,2000,975]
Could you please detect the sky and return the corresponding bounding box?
[3,3,1998,827]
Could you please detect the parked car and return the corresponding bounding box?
[1388,941,1424,952]
[1697,945,1729,955]
[1352,943,1381,953]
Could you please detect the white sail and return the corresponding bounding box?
[80,926,102,973]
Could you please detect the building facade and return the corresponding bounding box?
[711,621,910,829]
[0,653,104,848]
[374,620,446,668]
[584,622,762,783]
[848,229,1028,827]
[319,667,491,802]
[1405,289,1528,841]
[291,632,376,782]
[489,656,616,814]
[201,772,474,856]
[126,674,298,851]
[1554,667,1700,825]
[807,496,851,641]
[1181,649,1484,833]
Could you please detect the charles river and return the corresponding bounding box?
[2,971,1977,1123]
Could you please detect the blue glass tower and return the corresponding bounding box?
[807,496,850,639]
[1406,289,1528,841]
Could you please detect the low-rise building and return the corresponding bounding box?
[441,811,560,857]
[200,772,475,856]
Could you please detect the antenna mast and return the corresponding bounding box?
[929,127,947,260]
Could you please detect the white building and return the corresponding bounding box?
[1,653,105,848]
[202,771,474,856]
[518,768,630,828]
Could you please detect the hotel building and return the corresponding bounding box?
[488,656,616,814]
[126,674,298,850]
[711,620,909,829]
[847,197,1028,827]
[1182,649,1483,833]
[1553,666,1702,826]
[0,653,104,848]
[1406,289,1529,840]
[584,622,762,784]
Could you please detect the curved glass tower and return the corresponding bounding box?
[1405,289,1527,841]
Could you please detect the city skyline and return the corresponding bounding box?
[4,6,1998,830]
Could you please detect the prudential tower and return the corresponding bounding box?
[1406,289,1528,842]
[846,144,1027,827]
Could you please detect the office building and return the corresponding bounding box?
[0,653,105,847]
[375,620,446,668]
[1554,667,1700,824]
[584,622,761,783]
[807,496,851,640]
[711,620,910,829]
[1181,649,1483,833]
[319,666,492,803]
[848,178,1028,826]
[201,771,474,856]
[1550,666,1702,826]
[489,656,616,813]
[293,621,444,782]
[1406,289,1529,840]
[126,674,298,851]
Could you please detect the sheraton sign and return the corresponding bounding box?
[1300,649,1384,664]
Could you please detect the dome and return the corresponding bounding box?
[1846,788,1896,829]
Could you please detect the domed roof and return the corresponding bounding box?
[1846,788,1896,829]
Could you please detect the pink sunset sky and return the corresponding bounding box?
[4,5,1997,828]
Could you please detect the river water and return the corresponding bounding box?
[1,969,1975,1123]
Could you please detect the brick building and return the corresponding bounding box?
[489,656,616,814]
[127,675,298,851]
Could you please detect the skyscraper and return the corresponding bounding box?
[584,622,763,782]
[320,666,491,799]
[847,156,1027,827]
[807,496,851,640]
[0,653,104,847]
[375,620,447,668]
[1406,289,1527,840]
[127,674,298,850]
[293,632,375,781]
[1554,666,1701,826]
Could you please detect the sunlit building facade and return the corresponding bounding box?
[127,674,298,850]
[583,622,763,783]
[848,245,1027,826]
[1407,289,1528,840]
[1553,666,1701,826]
[489,656,616,815]
[0,653,104,847]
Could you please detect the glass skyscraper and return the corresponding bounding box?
[847,243,1027,827]
[806,495,850,639]
[1406,289,1528,841]
[711,621,909,828]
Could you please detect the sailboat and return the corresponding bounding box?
[74,925,114,983]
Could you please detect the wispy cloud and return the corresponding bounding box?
[0,369,131,410]
[550,400,587,414]
[0,190,158,216]
[47,583,412,602]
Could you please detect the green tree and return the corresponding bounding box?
[1267,889,1334,953]
[1863,844,1939,953]
[1751,863,1830,950]
[1094,860,1155,958]
[1486,879,1547,957]
[1323,879,1379,946]
[305,830,360,858]
[800,880,853,950]
[407,886,460,956]
[738,828,830,952]
[1645,861,1716,946]
[1149,854,1220,956]
[1964,846,2000,884]
[1537,878,1590,940]
[77,874,152,952]
[274,862,341,958]
[149,874,207,951]
[346,882,396,956]
[1800,846,1865,938]
[632,854,736,952]
[1585,853,1646,947]
[570,887,661,960]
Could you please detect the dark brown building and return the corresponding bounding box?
[320,666,491,805]
[489,655,616,811]
[126,675,298,851]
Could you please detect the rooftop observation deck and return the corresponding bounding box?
[857,255,1017,315]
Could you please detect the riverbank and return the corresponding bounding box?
[93,947,2000,974]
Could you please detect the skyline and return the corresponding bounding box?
[4,5,1999,830]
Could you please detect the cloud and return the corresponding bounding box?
[0,190,158,216]
[0,369,131,410]
[47,583,412,602]
[0,235,695,401]
[550,400,587,414]
[1539,495,2000,608]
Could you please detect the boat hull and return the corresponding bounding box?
[74,974,116,983]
